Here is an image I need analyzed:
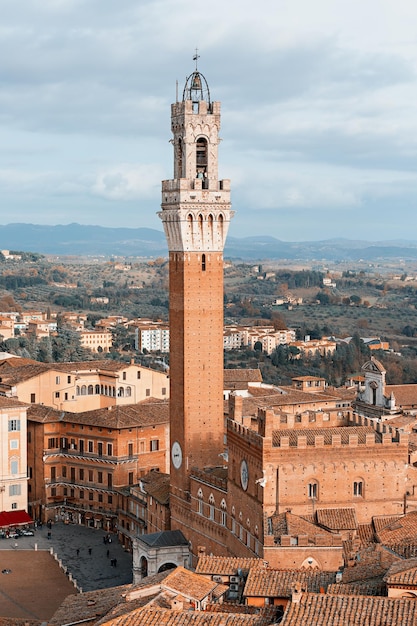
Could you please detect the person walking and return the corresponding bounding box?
[88,547,92,555]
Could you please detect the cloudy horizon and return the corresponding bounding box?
[1,0,417,241]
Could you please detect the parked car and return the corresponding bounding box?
[21,529,34,536]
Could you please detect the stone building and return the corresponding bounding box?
[0,358,169,411]
[26,400,169,528]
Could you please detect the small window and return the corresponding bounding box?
[123,372,127,380]
[31,393,36,403]
[79,490,84,499]
[150,440,159,452]
[88,470,93,482]
[162,387,166,395]
[97,471,103,483]
[11,502,17,509]
[8,420,20,432]
[88,441,93,453]
[10,440,18,449]
[107,443,113,456]
[55,392,60,399]
[202,253,206,271]
[56,376,60,384]
[137,371,141,379]
[98,494,103,503]
[62,466,67,478]
[354,480,364,497]
[128,472,134,485]
[98,442,103,456]
[107,473,112,488]
[128,443,133,456]
[10,461,18,475]
[67,375,71,384]
[89,492,94,501]
[108,495,113,504]
[146,388,150,397]
[79,468,84,480]
[308,482,318,499]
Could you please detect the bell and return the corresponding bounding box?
[192,75,201,90]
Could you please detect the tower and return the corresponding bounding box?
[158,64,233,529]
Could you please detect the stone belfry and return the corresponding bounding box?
[158,62,233,525]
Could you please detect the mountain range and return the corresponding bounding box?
[1,223,417,262]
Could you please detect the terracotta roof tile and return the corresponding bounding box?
[327,578,386,596]
[273,426,379,447]
[282,592,417,625]
[269,512,335,543]
[99,607,268,626]
[195,556,267,576]
[161,566,225,602]
[376,512,417,547]
[384,557,417,586]
[316,508,358,531]
[244,569,336,597]
[27,400,169,428]
[224,369,263,384]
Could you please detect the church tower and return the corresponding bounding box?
[158,64,233,528]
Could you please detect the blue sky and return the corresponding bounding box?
[1,0,417,241]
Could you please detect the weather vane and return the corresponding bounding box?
[193,48,200,70]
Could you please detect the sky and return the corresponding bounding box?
[1,0,417,242]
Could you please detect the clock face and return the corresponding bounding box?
[240,459,249,491]
[171,441,183,469]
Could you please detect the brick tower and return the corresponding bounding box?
[158,64,233,530]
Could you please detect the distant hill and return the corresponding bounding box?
[1,223,417,261]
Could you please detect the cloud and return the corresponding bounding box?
[92,164,164,200]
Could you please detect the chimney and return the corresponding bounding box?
[291,583,303,604]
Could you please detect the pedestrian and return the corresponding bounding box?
[103,536,106,544]
[47,531,51,540]
[113,558,117,567]
[88,547,92,555]
[76,548,80,557]
[106,549,110,558]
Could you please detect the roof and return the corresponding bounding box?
[224,368,263,385]
[195,555,267,576]
[27,400,169,428]
[49,573,171,626]
[385,384,417,407]
[244,569,336,598]
[384,557,417,586]
[161,566,224,603]
[273,426,378,447]
[141,471,170,505]
[0,510,33,527]
[327,578,386,596]
[376,512,417,547]
[99,607,267,626]
[316,508,358,531]
[137,530,189,548]
[282,592,417,625]
[269,512,336,543]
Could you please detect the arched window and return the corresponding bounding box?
[208,493,215,520]
[95,384,100,395]
[81,385,87,396]
[126,386,131,397]
[119,387,125,397]
[196,137,207,176]
[76,386,80,396]
[220,499,227,527]
[308,481,318,500]
[88,385,93,395]
[353,480,364,497]
[197,488,203,515]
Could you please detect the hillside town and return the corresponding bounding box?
[1,66,417,626]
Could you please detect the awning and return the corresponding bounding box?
[0,510,33,528]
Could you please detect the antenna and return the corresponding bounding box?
[193,48,200,70]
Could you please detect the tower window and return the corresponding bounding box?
[202,254,206,271]
[308,481,318,499]
[196,137,208,177]
[354,480,364,497]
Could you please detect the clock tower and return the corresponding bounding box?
[159,64,233,530]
